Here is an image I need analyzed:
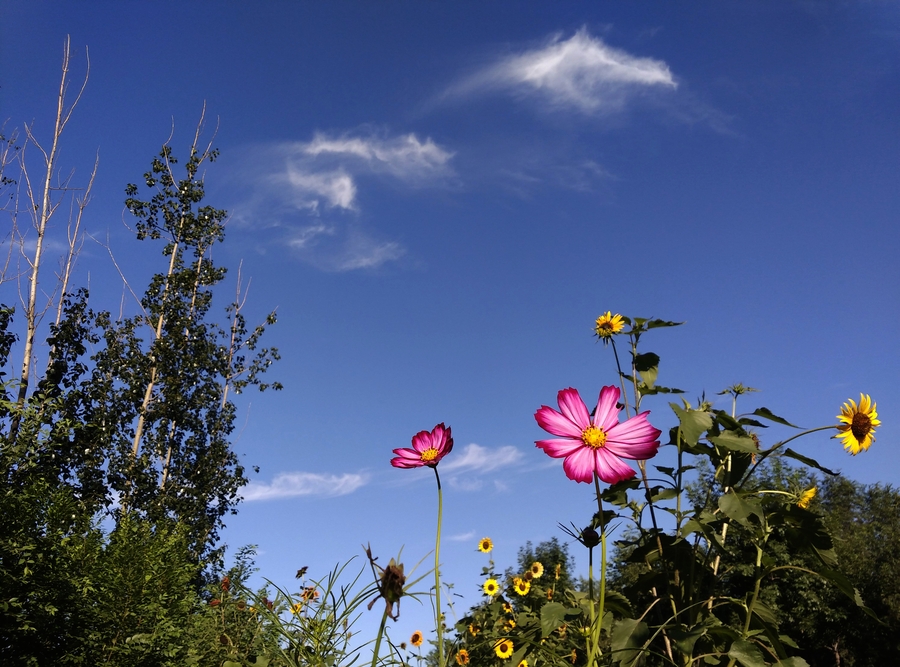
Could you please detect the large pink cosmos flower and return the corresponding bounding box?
[535,386,661,484]
[391,423,454,468]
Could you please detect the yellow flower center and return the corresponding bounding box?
[851,412,872,442]
[581,426,607,449]
[421,447,439,461]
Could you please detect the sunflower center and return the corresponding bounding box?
[581,426,607,449]
[851,412,872,441]
[421,447,439,461]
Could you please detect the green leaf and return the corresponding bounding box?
[775,659,810,667]
[752,407,798,428]
[646,319,684,329]
[670,403,713,446]
[633,352,660,372]
[728,639,767,667]
[650,487,678,502]
[668,625,707,655]
[719,492,763,526]
[540,602,578,637]
[816,568,882,622]
[709,431,759,453]
[783,448,837,476]
[610,618,649,667]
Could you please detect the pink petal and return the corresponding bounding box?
[536,438,584,458]
[535,406,583,438]
[594,449,637,484]
[391,455,424,468]
[605,413,662,460]
[562,447,596,483]
[434,423,453,456]
[411,429,433,453]
[557,389,591,430]
[592,385,622,432]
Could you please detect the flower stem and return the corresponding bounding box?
[370,606,390,667]
[592,474,608,667]
[433,466,445,667]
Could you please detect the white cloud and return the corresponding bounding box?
[242,471,369,501]
[283,167,357,210]
[332,230,405,271]
[441,443,523,474]
[442,28,676,113]
[303,133,454,182]
[448,531,477,542]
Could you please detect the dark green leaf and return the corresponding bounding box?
[710,431,759,453]
[646,319,684,329]
[610,618,649,667]
[783,448,837,476]
[728,639,767,667]
[752,407,799,428]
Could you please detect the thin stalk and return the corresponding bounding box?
[591,474,608,667]
[737,425,840,490]
[433,466,445,667]
[610,338,630,417]
[369,606,390,667]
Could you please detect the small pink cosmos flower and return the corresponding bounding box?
[535,386,661,484]
[391,423,454,468]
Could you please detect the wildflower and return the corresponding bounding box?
[411,630,423,647]
[502,602,513,614]
[478,537,494,553]
[456,649,470,665]
[555,564,561,580]
[503,618,517,632]
[367,556,407,621]
[530,562,544,579]
[483,578,500,596]
[401,643,407,650]
[518,661,529,667]
[570,648,578,663]
[535,386,662,484]
[513,577,531,596]
[798,486,817,509]
[494,639,514,659]
[468,623,479,637]
[221,576,231,592]
[301,586,320,603]
[209,598,221,607]
[391,423,454,468]
[595,311,625,341]
[836,394,880,455]
[291,602,303,614]
[546,588,554,601]
[236,600,246,610]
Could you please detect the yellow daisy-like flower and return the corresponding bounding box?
[456,649,470,666]
[410,630,423,647]
[530,562,544,579]
[503,619,517,632]
[494,639,514,660]
[797,486,817,509]
[483,578,500,596]
[836,394,880,455]
[502,602,513,614]
[478,537,493,553]
[594,311,625,340]
[518,660,529,667]
[291,602,303,614]
[513,577,531,596]
[468,623,479,637]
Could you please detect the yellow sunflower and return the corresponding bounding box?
[468,623,479,637]
[518,661,529,667]
[530,561,544,579]
[456,649,470,665]
[594,312,625,340]
[290,602,303,614]
[513,577,531,596]
[478,537,493,553]
[494,639,514,660]
[797,486,817,509]
[410,630,423,647]
[836,394,880,454]
[502,602,513,614]
[483,578,500,596]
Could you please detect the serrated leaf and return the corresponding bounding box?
[816,569,882,622]
[752,407,798,428]
[540,602,579,637]
[783,448,837,476]
[610,618,649,667]
[738,418,768,428]
[719,492,763,526]
[728,639,767,667]
[655,465,675,477]
[651,487,678,502]
[709,431,759,453]
[670,403,713,446]
[668,625,706,655]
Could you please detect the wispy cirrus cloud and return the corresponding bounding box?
[441,443,523,474]
[439,28,677,114]
[227,130,454,271]
[242,471,369,501]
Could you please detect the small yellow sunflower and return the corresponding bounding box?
[290,602,303,614]
[797,486,817,509]
[595,311,625,340]
[503,619,517,632]
[518,660,529,667]
[502,602,513,614]
[468,623,479,637]
[530,562,544,579]
[836,394,880,455]
[478,537,494,553]
[456,649,470,665]
[410,630,423,647]
[494,639,514,660]
[513,577,531,596]
[483,578,500,596]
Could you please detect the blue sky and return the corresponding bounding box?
[2,0,899,649]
